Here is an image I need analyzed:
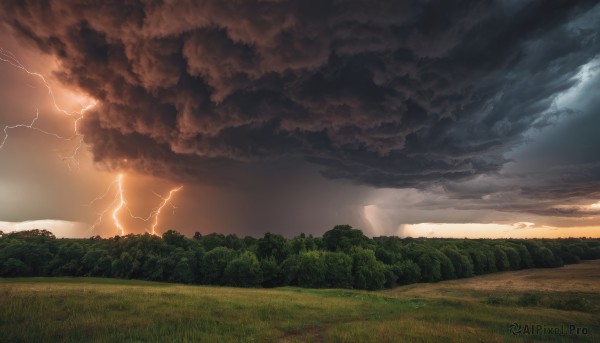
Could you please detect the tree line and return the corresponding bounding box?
[1,225,599,290]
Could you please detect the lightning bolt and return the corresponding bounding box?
[0,46,90,119]
[112,174,127,236]
[150,186,183,236]
[3,46,184,237]
[0,46,96,171]
[0,109,39,149]
[86,174,183,236]
[85,178,118,233]
[0,109,78,149]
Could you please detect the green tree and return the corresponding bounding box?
[260,257,283,288]
[532,246,561,268]
[82,249,112,276]
[416,250,442,282]
[515,244,534,269]
[189,245,205,283]
[257,233,289,263]
[437,250,456,280]
[202,247,237,285]
[484,249,497,273]
[172,257,194,284]
[162,230,188,248]
[297,251,326,288]
[502,246,521,270]
[287,236,307,255]
[224,251,262,287]
[441,247,473,278]
[467,249,486,275]
[112,252,134,278]
[323,225,371,252]
[351,248,386,290]
[375,246,397,265]
[48,242,86,276]
[323,251,353,288]
[281,255,301,286]
[0,240,52,276]
[1,258,31,276]
[394,259,421,284]
[567,244,585,262]
[224,234,244,250]
[142,254,163,280]
[202,233,226,251]
[493,246,510,271]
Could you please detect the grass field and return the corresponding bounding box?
[1,261,599,342]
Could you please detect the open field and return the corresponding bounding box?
[388,259,600,294]
[1,261,599,342]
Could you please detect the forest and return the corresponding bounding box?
[1,225,599,290]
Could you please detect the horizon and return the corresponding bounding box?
[2,224,599,241]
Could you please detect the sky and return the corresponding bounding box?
[0,0,599,239]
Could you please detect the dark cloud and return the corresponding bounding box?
[528,206,600,218]
[1,0,599,218]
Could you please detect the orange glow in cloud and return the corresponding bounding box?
[0,47,95,120]
[2,45,184,237]
[0,46,97,171]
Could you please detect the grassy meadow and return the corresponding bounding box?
[1,260,599,342]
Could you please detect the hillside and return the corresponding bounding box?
[1,261,598,342]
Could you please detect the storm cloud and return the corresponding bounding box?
[2,0,600,225]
